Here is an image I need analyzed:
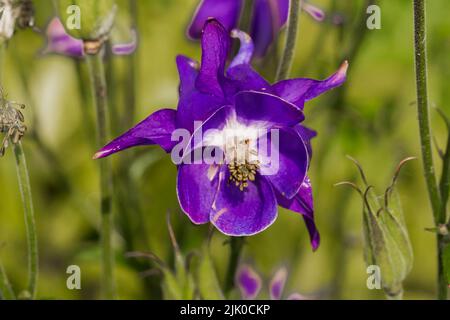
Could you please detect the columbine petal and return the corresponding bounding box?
[229,29,254,69]
[302,2,326,22]
[276,177,320,250]
[94,109,177,159]
[250,0,289,57]
[177,163,220,225]
[224,30,271,96]
[260,128,308,199]
[176,55,227,132]
[235,91,304,128]
[269,267,288,300]
[210,168,277,236]
[272,61,348,109]
[236,265,262,300]
[111,29,137,55]
[182,105,234,160]
[276,0,290,25]
[196,19,231,97]
[177,55,199,95]
[43,18,84,58]
[187,0,242,39]
[295,125,317,160]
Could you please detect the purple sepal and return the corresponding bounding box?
[93,109,177,159]
[276,176,320,251]
[43,18,84,58]
[272,61,349,109]
[187,0,243,39]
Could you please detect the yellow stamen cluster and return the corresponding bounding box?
[228,160,260,191]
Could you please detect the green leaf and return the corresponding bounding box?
[196,244,225,300]
[161,268,182,300]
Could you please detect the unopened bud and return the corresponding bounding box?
[340,157,415,299]
[56,0,117,41]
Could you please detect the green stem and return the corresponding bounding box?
[124,0,138,129]
[275,0,301,81]
[413,0,447,300]
[13,143,38,299]
[0,43,5,82]
[86,53,116,299]
[224,237,244,296]
[1,43,37,300]
[0,260,16,300]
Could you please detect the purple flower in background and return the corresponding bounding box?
[187,0,325,57]
[43,18,137,58]
[94,20,347,249]
[237,265,308,300]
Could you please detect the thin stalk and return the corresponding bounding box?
[275,0,301,81]
[224,237,244,296]
[413,0,447,299]
[123,0,138,129]
[13,143,38,299]
[0,260,16,300]
[1,43,37,300]
[86,52,116,299]
[0,43,5,82]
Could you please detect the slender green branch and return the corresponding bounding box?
[224,237,244,296]
[13,143,38,299]
[413,0,447,300]
[0,260,16,300]
[1,43,37,300]
[275,0,301,81]
[0,43,5,82]
[439,113,450,224]
[86,52,116,299]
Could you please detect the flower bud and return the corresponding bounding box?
[338,157,415,299]
[55,0,117,41]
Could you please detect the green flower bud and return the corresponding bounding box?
[339,157,415,299]
[55,0,117,41]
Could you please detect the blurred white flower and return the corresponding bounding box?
[0,0,17,42]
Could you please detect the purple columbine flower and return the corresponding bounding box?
[94,19,347,249]
[187,0,325,57]
[237,265,308,300]
[43,17,137,58]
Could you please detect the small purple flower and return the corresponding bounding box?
[187,0,325,57]
[237,265,308,300]
[43,17,137,58]
[236,265,262,300]
[94,20,347,249]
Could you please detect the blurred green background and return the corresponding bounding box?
[1,0,449,299]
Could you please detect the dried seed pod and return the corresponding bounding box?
[15,0,35,29]
[0,90,27,156]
